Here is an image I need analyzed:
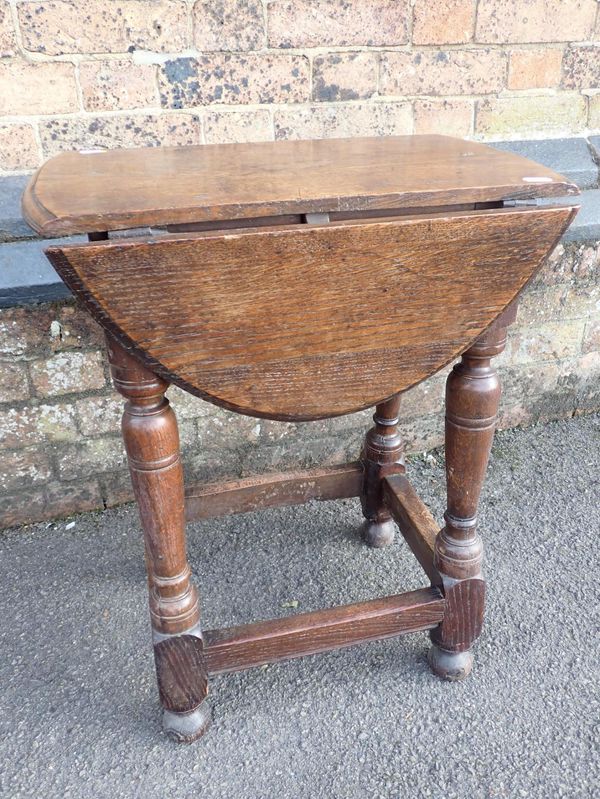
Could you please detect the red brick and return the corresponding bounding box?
[414,99,473,137]
[0,486,47,528]
[0,447,53,493]
[313,52,378,102]
[159,54,309,107]
[17,0,189,55]
[413,0,474,45]
[267,0,410,47]
[476,0,596,43]
[79,60,159,112]
[274,102,413,141]
[29,351,106,398]
[0,60,78,115]
[508,49,563,90]
[193,0,266,51]
[99,470,134,508]
[380,50,506,96]
[0,362,29,403]
[44,479,104,521]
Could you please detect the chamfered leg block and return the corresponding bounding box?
[360,394,405,548]
[106,334,211,742]
[429,310,513,680]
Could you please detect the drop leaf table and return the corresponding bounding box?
[23,135,579,743]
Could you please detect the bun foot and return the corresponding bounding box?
[163,702,212,744]
[428,645,473,681]
[362,519,395,548]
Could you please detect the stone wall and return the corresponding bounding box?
[1,0,600,172]
[1,239,598,528]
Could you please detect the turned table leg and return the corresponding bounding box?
[360,394,405,548]
[429,313,512,680]
[106,335,210,742]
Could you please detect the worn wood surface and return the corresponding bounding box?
[185,462,363,522]
[204,587,445,675]
[47,205,575,420]
[154,635,208,714]
[382,473,440,583]
[106,335,200,636]
[23,135,578,235]
[430,318,509,677]
[360,394,405,547]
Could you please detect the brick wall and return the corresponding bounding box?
[1,0,600,172]
[1,1,600,526]
[1,240,598,528]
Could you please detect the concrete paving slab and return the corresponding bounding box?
[491,138,598,190]
[0,413,598,798]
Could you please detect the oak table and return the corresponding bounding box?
[23,135,579,743]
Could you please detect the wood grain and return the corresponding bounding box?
[23,135,578,235]
[204,588,445,675]
[154,634,208,714]
[430,319,508,663]
[382,473,440,583]
[185,462,363,522]
[46,205,575,420]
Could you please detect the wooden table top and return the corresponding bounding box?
[23,135,578,236]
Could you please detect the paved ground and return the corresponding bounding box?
[1,414,599,799]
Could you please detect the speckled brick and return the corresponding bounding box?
[562,46,600,91]
[0,306,54,359]
[476,95,587,137]
[159,54,309,108]
[508,48,563,90]
[0,362,29,403]
[30,351,106,398]
[0,60,78,115]
[193,0,266,51]
[17,0,189,55]
[51,303,105,351]
[312,53,378,103]
[57,437,126,479]
[412,0,474,45]
[204,109,273,144]
[0,403,79,448]
[0,1,15,56]
[475,0,596,43]
[589,96,600,129]
[414,99,473,137]
[267,0,409,47]
[79,60,159,112]
[39,114,200,159]
[505,320,586,365]
[517,284,600,325]
[274,102,413,141]
[0,448,53,493]
[582,320,600,354]
[380,50,506,97]
[75,395,122,437]
[0,124,40,171]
